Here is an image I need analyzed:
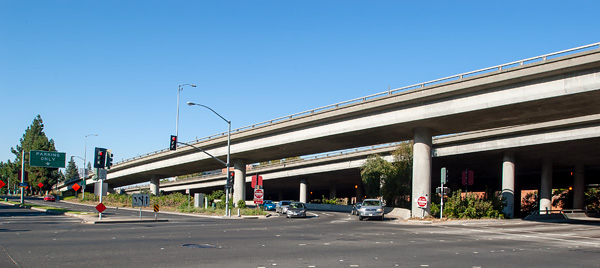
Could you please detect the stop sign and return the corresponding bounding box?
[254,189,264,204]
[417,196,428,208]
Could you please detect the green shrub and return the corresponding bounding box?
[237,199,246,208]
[442,190,504,219]
[321,195,343,205]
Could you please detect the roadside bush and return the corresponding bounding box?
[586,188,600,210]
[321,195,343,205]
[442,190,504,219]
[237,199,246,208]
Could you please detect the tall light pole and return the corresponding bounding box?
[82,133,98,200]
[176,84,196,138]
[187,101,231,217]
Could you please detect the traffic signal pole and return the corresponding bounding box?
[20,150,25,205]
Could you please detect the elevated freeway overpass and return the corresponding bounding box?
[121,114,600,217]
[96,43,600,217]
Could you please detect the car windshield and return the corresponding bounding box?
[289,203,304,209]
[362,200,381,206]
[281,201,291,205]
[264,200,272,204]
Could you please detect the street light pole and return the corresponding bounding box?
[176,84,196,138]
[82,133,97,200]
[187,101,232,217]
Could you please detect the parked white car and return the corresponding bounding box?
[357,199,384,221]
[275,200,292,214]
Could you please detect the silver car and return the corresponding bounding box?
[286,202,307,218]
[357,199,384,221]
[275,200,292,214]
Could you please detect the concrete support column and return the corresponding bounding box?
[539,159,553,214]
[573,164,585,209]
[412,127,432,217]
[299,179,308,203]
[355,185,363,203]
[233,159,246,207]
[502,152,515,218]
[150,176,160,195]
[329,183,337,199]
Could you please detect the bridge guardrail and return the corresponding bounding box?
[116,42,600,165]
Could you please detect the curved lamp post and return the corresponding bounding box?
[187,101,231,217]
[176,84,196,138]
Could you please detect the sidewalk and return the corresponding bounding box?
[0,199,270,224]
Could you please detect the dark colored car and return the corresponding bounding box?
[286,202,307,218]
[43,195,56,202]
[351,202,362,215]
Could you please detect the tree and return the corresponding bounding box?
[0,160,18,194]
[10,115,61,194]
[360,141,413,207]
[86,162,92,178]
[360,154,392,198]
[64,158,80,183]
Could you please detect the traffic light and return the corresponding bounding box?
[228,171,235,185]
[105,149,114,169]
[94,147,107,168]
[170,135,177,151]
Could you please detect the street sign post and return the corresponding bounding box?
[416,195,428,219]
[417,196,427,208]
[154,204,160,220]
[251,175,263,189]
[29,150,66,168]
[254,188,264,204]
[132,194,150,220]
[132,194,150,207]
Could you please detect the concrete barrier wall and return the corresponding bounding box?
[305,203,353,212]
[305,203,412,220]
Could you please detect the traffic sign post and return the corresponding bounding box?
[251,175,263,189]
[416,196,428,219]
[253,188,264,205]
[154,204,160,220]
[462,169,474,192]
[132,194,150,220]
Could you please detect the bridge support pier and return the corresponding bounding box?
[233,159,246,207]
[539,158,553,214]
[329,183,337,199]
[150,176,160,195]
[573,164,585,209]
[502,152,515,218]
[411,127,432,218]
[299,179,308,203]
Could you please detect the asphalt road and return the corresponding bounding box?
[1,197,600,268]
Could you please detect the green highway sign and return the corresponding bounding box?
[29,150,66,168]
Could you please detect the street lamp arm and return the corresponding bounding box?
[179,84,197,91]
[176,141,227,167]
[187,102,230,124]
[70,155,85,161]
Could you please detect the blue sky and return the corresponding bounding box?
[1,0,598,168]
